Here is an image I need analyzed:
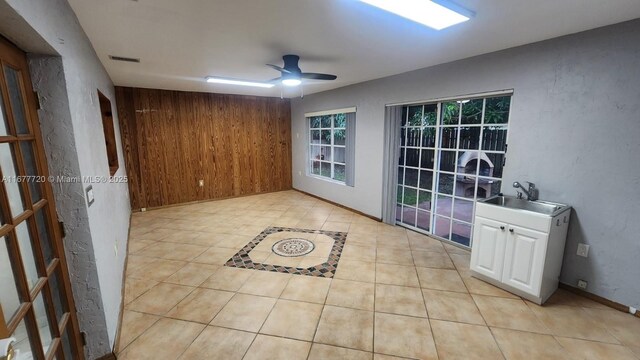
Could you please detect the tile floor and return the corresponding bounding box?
[117,190,640,360]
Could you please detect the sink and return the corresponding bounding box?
[481,195,570,217]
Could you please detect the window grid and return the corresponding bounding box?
[397,96,510,247]
[309,114,347,183]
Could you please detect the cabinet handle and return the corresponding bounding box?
[500,226,505,230]
[509,229,514,233]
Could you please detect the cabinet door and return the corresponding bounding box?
[502,225,548,295]
[470,217,507,281]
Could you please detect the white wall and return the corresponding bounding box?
[1,0,131,356]
[291,20,640,309]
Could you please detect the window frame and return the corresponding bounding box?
[306,109,353,185]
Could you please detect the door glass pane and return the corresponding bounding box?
[477,178,501,199]
[404,168,418,188]
[440,102,459,125]
[417,190,431,210]
[320,116,331,128]
[320,146,332,161]
[484,96,511,124]
[34,208,55,265]
[439,151,456,172]
[15,221,40,289]
[461,99,483,125]
[0,143,27,217]
[416,210,431,231]
[311,160,320,175]
[401,206,416,226]
[333,114,346,128]
[32,292,54,354]
[333,129,346,145]
[13,319,37,359]
[407,106,422,126]
[0,86,10,135]
[50,269,68,324]
[420,149,434,169]
[421,127,436,147]
[439,128,458,149]
[334,147,345,164]
[459,127,481,150]
[485,152,505,178]
[4,65,30,134]
[320,130,331,144]
[481,126,508,151]
[60,323,73,360]
[437,173,454,195]
[0,236,21,320]
[455,175,476,198]
[435,194,453,217]
[20,141,43,203]
[433,216,451,240]
[423,105,437,126]
[418,170,433,190]
[406,128,420,147]
[453,198,474,223]
[452,221,472,246]
[320,162,330,178]
[401,187,417,207]
[405,149,419,168]
[310,130,320,143]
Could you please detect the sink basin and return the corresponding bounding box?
[481,195,570,217]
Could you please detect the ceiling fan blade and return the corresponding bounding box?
[266,64,292,74]
[301,73,337,80]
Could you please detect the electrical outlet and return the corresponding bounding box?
[141,207,147,212]
[630,307,637,315]
[577,243,590,257]
[577,280,588,289]
[198,179,204,187]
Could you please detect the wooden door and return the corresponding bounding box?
[501,224,547,296]
[0,37,84,359]
[470,216,507,281]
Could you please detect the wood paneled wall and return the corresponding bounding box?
[115,87,292,209]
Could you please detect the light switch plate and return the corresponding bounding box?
[86,185,95,207]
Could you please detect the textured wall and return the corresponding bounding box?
[291,20,640,309]
[2,0,131,357]
[28,55,110,357]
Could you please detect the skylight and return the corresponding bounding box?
[359,0,473,30]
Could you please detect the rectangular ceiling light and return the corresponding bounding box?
[359,0,473,30]
[205,77,274,88]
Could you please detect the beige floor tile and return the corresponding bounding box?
[346,233,377,247]
[166,288,234,323]
[260,299,323,341]
[448,253,471,271]
[526,303,618,343]
[412,250,455,269]
[322,221,351,232]
[263,253,303,267]
[491,328,567,360]
[308,344,372,360]
[280,275,331,304]
[431,320,504,360]
[423,289,485,325]
[341,244,377,262]
[210,293,276,332]
[298,255,330,268]
[376,248,413,265]
[200,266,254,291]
[213,234,253,249]
[375,235,410,250]
[373,355,406,360]
[545,289,610,309]
[238,270,291,298]
[126,283,194,315]
[125,255,157,273]
[335,260,376,283]
[314,305,374,351]
[628,345,640,357]
[178,326,255,360]
[459,270,518,298]
[375,263,420,287]
[192,246,239,265]
[581,307,640,346]
[473,295,550,333]
[248,250,271,263]
[136,242,209,261]
[443,243,470,255]
[243,334,311,360]
[326,279,375,311]
[124,277,158,305]
[375,284,427,317]
[128,258,187,281]
[407,233,446,252]
[128,239,156,253]
[164,263,219,286]
[116,311,160,352]
[416,268,467,293]
[117,318,204,360]
[374,313,437,359]
[556,336,638,360]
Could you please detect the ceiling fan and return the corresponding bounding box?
[266,54,337,87]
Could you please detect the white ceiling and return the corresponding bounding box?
[68,0,640,98]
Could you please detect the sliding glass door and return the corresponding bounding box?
[396,95,511,247]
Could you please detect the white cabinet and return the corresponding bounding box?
[470,200,571,304]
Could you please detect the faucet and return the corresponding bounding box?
[513,181,539,201]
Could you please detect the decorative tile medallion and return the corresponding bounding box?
[225,227,347,278]
[272,238,315,257]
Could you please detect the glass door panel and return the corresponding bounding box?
[396,96,511,248]
[0,36,83,359]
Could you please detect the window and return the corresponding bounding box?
[307,108,355,185]
[97,91,119,176]
[396,95,511,247]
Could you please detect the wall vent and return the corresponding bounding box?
[108,55,140,63]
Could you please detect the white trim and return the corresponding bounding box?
[305,107,357,117]
[386,89,514,107]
